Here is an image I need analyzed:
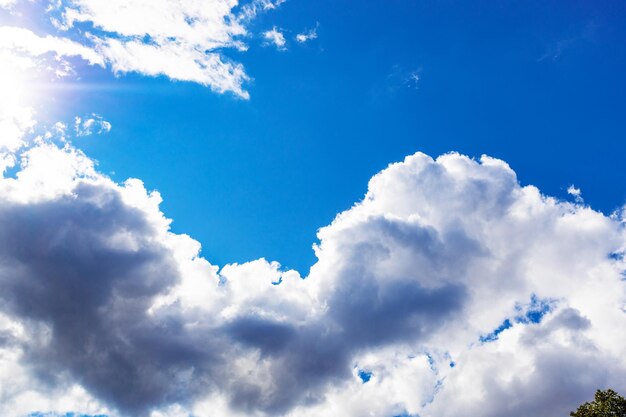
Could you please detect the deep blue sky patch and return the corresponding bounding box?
[358,369,373,383]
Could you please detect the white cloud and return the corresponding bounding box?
[238,0,286,21]
[295,25,318,43]
[0,26,104,66]
[55,0,252,97]
[568,184,584,203]
[0,103,34,173]
[263,26,287,50]
[0,0,18,9]
[58,0,245,46]
[97,37,250,98]
[74,114,111,137]
[0,0,289,98]
[0,128,624,417]
[0,51,38,173]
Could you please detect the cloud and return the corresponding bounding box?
[74,114,111,137]
[295,25,318,43]
[568,184,584,203]
[0,99,34,173]
[263,26,287,50]
[238,0,286,21]
[0,0,290,98]
[0,26,104,66]
[370,65,421,101]
[0,122,624,417]
[0,0,17,10]
[407,70,420,88]
[0,52,38,173]
[54,0,252,97]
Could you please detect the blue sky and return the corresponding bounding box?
[23,0,626,272]
[1,1,626,417]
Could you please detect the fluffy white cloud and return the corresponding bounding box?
[0,0,289,98]
[0,126,624,417]
[263,26,287,50]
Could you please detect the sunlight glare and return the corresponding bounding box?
[0,51,38,111]
[0,51,40,158]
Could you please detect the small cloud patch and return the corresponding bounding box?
[296,24,318,43]
[263,27,287,50]
[75,114,111,137]
[567,185,584,203]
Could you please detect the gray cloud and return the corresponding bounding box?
[0,183,217,415]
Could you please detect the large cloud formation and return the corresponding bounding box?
[0,115,625,416]
[0,0,287,98]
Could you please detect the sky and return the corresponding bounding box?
[0,1,625,417]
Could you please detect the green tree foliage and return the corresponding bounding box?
[570,389,626,417]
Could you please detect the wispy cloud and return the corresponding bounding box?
[0,0,290,99]
[237,0,286,21]
[370,65,421,101]
[537,37,578,62]
[74,114,111,137]
[0,25,104,66]
[537,20,598,63]
[296,23,318,43]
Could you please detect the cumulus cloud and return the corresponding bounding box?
[0,125,624,417]
[0,0,289,98]
[263,26,287,50]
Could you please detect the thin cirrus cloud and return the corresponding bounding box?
[0,0,289,98]
[0,107,624,416]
